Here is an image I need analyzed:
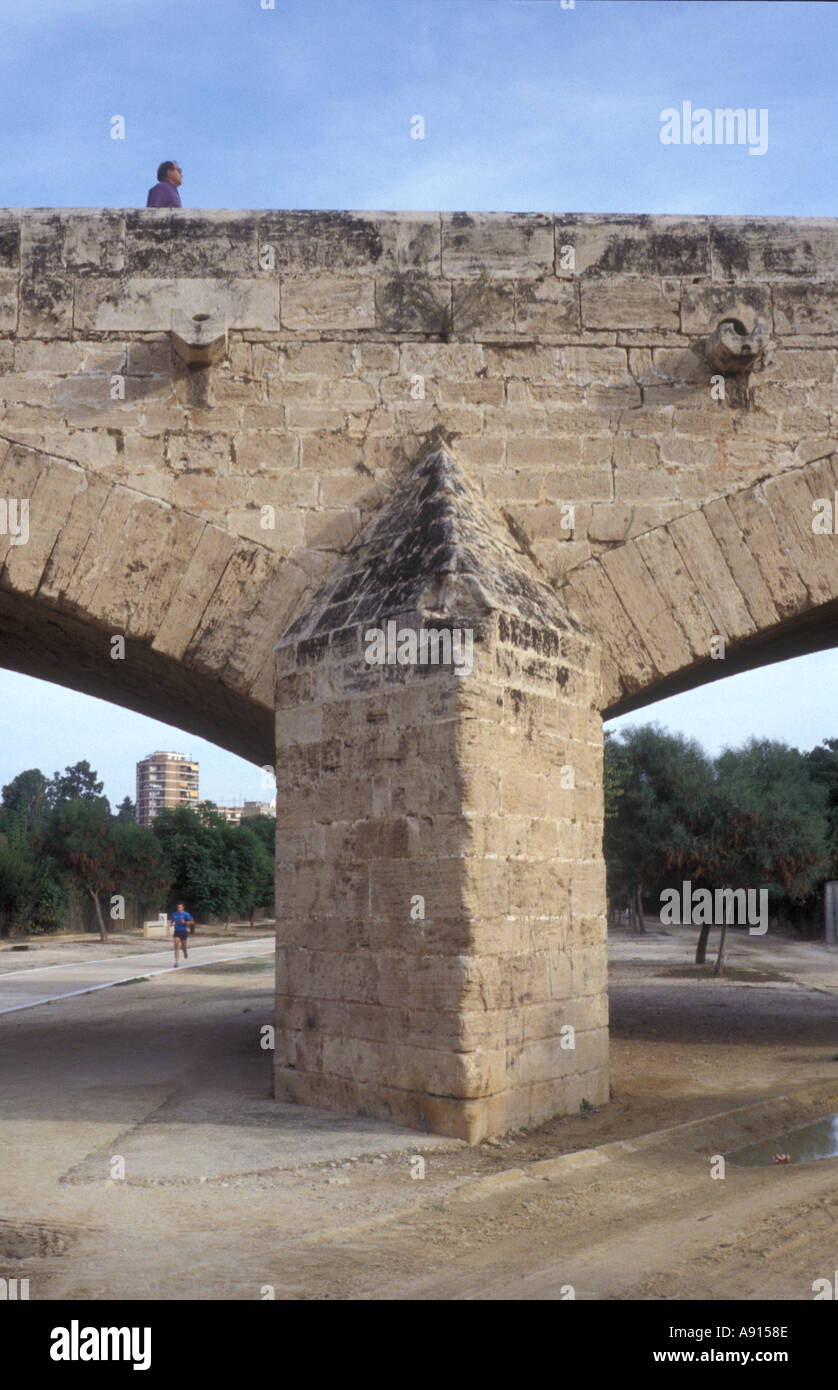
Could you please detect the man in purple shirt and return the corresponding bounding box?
[146,161,183,208]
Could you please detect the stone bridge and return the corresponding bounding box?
[1,208,837,1139]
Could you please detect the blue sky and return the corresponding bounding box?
[3,0,835,216]
[1,0,837,805]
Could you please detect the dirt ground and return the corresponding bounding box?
[2,921,837,1300]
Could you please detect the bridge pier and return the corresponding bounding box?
[273,449,608,1141]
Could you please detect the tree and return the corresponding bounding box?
[152,807,275,926]
[241,814,275,919]
[803,738,838,822]
[47,761,106,808]
[710,739,830,969]
[111,819,168,922]
[116,796,136,823]
[241,813,275,853]
[604,725,716,932]
[38,798,120,941]
[1,768,49,832]
[152,806,231,921]
[605,726,833,973]
[804,737,838,872]
[225,822,274,926]
[0,837,33,937]
[0,832,66,937]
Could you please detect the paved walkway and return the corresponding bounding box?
[0,937,274,1015]
[609,921,838,994]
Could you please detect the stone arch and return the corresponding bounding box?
[0,435,304,763]
[560,450,838,715]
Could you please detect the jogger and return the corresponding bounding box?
[171,902,195,966]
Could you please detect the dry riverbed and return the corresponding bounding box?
[2,922,837,1300]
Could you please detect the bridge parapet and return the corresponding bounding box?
[1,209,836,599]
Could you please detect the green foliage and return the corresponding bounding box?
[153,806,227,918]
[242,813,275,853]
[113,818,169,913]
[46,760,106,809]
[603,731,630,821]
[804,738,838,870]
[152,806,274,922]
[1,768,49,832]
[0,761,280,938]
[604,723,716,905]
[605,725,833,942]
[714,739,830,900]
[38,797,121,940]
[0,773,67,936]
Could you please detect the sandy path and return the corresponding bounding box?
[1,924,837,1300]
[0,937,273,1014]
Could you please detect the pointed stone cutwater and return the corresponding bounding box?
[274,446,607,1142]
[281,445,581,645]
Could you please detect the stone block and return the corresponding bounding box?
[0,444,49,569]
[281,273,376,331]
[259,211,441,274]
[515,277,579,335]
[679,283,771,336]
[666,510,755,641]
[724,485,809,619]
[21,211,125,273]
[710,218,838,282]
[152,524,238,659]
[773,284,838,336]
[452,279,515,335]
[557,346,629,384]
[74,276,280,331]
[1,457,87,597]
[19,273,73,337]
[0,218,20,270]
[124,212,258,276]
[582,278,680,331]
[556,214,711,277]
[599,544,693,673]
[441,212,554,279]
[279,342,357,378]
[0,272,18,331]
[633,526,717,660]
[761,468,838,605]
[561,561,657,703]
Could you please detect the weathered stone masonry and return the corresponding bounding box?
[1,209,837,1136]
[275,448,606,1141]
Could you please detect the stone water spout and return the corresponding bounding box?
[705,316,769,373]
[170,310,228,366]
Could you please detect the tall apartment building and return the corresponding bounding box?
[135,752,199,828]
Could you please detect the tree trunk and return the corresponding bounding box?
[249,906,255,928]
[713,922,728,976]
[635,882,646,934]
[695,922,712,965]
[90,889,108,943]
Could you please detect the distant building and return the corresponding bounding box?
[136,752,199,828]
[212,800,275,826]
